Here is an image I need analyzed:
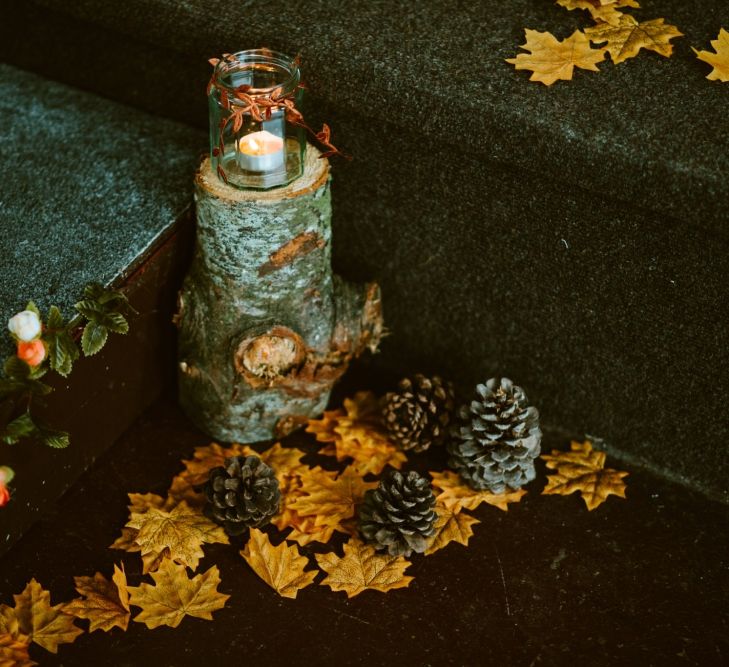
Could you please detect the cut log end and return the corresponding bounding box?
[196,144,330,203]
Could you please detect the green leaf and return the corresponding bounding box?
[1,413,36,445]
[46,305,65,331]
[75,299,104,321]
[83,282,106,301]
[41,428,70,449]
[4,356,30,381]
[47,329,79,377]
[28,364,48,380]
[103,311,129,335]
[85,281,135,312]
[0,371,51,399]
[81,321,109,356]
[0,379,26,400]
[98,289,129,308]
[26,379,53,397]
[25,301,41,316]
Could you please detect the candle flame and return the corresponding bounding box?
[248,137,260,152]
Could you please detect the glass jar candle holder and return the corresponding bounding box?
[208,49,306,190]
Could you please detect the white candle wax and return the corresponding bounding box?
[237,130,285,172]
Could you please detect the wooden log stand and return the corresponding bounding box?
[176,146,383,442]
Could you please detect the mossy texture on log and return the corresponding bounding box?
[177,146,382,442]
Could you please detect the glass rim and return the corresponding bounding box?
[213,49,301,97]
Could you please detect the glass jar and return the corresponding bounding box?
[208,49,306,190]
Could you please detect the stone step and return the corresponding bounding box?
[3,0,726,231]
[0,1,726,505]
[0,64,205,553]
[1,394,727,665]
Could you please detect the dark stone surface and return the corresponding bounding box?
[325,113,729,503]
[0,64,203,548]
[0,63,204,354]
[0,222,194,557]
[0,394,727,666]
[2,0,728,232]
[0,2,726,500]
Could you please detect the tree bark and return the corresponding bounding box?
[176,146,383,442]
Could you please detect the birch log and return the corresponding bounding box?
[176,146,383,442]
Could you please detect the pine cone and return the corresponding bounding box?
[358,470,437,556]
[382,374,456,452]
[203,455,280,536]
[448,377,541,493]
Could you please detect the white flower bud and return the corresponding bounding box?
[8,310,42,342]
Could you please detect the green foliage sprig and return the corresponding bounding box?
[0,283,134,449]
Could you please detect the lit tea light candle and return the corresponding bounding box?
[237,130,285,172]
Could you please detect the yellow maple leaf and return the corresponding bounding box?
[171,442,307,504]
[167,473,205,508]
[586,16,683,64]
[429,470,527,512]
[110,492,175,553]
[556,0,639,26]
[0,633,36,666]
[0,579,83,654]
[424,504,480,555]
[126,501,229,572]
[240,442,309,484]
[177,442,249,488]
[306,408,345,443]
[127,492,175,514]
[336,426,407,476]
[64,565,130,633]
[507,30,606,85]
[127,560,229,629]
[693,28,729,82]
[289,467,377,528]
[271,472,338,545]
[316,539,414,597]
[240,529,317,599]
[542,440,628,510]
[308,392,405,475]
[285,521,338,546]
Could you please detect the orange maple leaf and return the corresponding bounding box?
[556,0,639,26]
[128,560,229,630]
[176,442,250,488]
[172,442,307,501]
[585,16,683,64]
[424,504,480,555]
[240,529,317,599]
[271,471,339,545]
[693,29,729,82]
[0,579,83,654]
[110,492,178,553]
[315,539,413,597]
[429,470,527,512]
[0,633,35,666]
[507,30,606,85]
[542,440,628,510]
[64,565,130,633]
[307,392,406,475]
[126,501,229,572]
[289,467,377,529]
[167,473,205,508]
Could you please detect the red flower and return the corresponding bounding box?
[17,339,46,367]
[0,484,10,507]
